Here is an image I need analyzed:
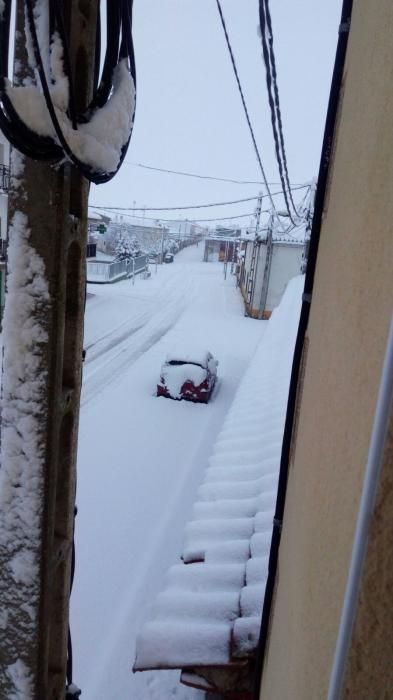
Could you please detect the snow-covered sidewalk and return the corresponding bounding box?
[71,245,265,699]
[134,276,303,697]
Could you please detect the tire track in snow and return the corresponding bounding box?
[83,269,186,362]
[84,310,149,363]
[81,274,197,407]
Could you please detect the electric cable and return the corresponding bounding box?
[65,518,80,698]
[89,209,305,237]
[90,184,310,214]
[0,0,136,183]
[214,0,279,218]
[90,209,271,223]
[126,161,305,187]
[259,0,298,222]
[94,195,261,211]
[261,0,298,215]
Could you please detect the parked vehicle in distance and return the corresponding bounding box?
[164,253,174,263]
[157,350,218,403]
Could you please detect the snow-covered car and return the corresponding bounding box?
[164,253,174,263]
[157,350,218,403]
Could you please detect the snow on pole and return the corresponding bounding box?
[0,1,99,697]
[0,202,50,699]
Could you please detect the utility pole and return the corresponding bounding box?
[0,2,98,698]
[255,191,263,240]
[244,192,263,316]
[259,214,274,318]
[160,226,165,264]
[223,239,229,280]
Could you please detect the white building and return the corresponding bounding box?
[238,221,308,319]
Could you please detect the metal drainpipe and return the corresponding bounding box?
[327,317,393,700]
[259,219,273,317]
[250,239,260,315]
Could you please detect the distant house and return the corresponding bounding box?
[88,209,112,252]
[165,219,207,243]
[203,235,237,263]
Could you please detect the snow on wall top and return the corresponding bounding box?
[134,275,304,671]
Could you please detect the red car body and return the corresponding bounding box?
[157,352,218,403]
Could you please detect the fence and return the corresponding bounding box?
[86,243,97,258]
[86,254,148,283]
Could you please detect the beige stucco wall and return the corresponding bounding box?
[260,1,393,698]
[343,414,393,697]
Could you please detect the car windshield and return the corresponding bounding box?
[168,360,204,369]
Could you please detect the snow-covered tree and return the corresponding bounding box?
[129,234,141,257]
[115,233,132,260]
[115,232,143,260]
[166,238,179,254]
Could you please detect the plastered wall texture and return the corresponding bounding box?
[259,1,393,698]
[343,417,393,699]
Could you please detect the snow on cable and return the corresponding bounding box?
[134,275,304,683]
[7,58,135,175]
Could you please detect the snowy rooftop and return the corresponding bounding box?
[88,208,112,223]
[134,275,304,690]
[240,222,308,245]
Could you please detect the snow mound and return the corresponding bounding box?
[161,364,208,400]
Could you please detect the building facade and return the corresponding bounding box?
[238,235,305,319]
[258,1,393,697]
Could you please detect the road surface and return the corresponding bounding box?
[71,245,265,699]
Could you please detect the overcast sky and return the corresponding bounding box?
[90,0,342,229]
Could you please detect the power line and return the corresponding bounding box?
[124,161,304,187]
[90,183,309,214]
[89,209,270,224]
[259,0,298,221]
[93,195,259,212]
[214,0,279,217]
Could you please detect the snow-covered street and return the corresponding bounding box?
[71,245,265,699]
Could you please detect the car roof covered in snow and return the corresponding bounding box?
[165,349,214,368]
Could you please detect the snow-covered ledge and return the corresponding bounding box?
[134,276,304,698]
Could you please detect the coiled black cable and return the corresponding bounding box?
[0,0,136,183]
[259,0,298,223]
